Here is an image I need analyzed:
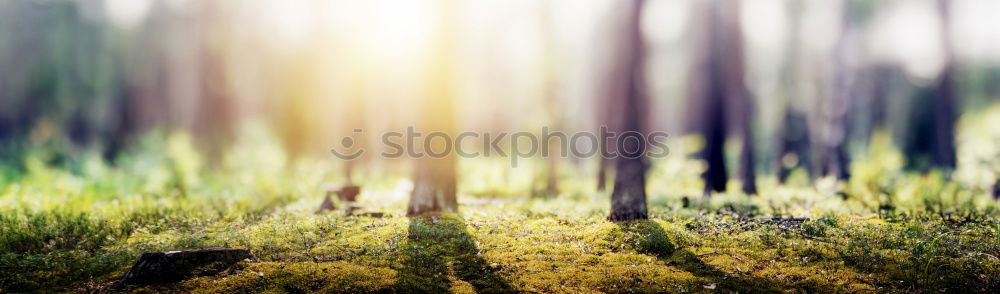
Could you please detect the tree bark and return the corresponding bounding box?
[608,0,648,222]
[691,0,756,195]
[408,0,459,216]
[931,0,957,171]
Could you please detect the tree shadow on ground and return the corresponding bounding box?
[393,215,514,293]
[615,220,792,293]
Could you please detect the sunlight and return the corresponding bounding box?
[359,0,438,64]
[261,0,320,46]
[104,0,151,28]
[870,0,945,80]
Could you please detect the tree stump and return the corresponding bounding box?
[120,248,253,285]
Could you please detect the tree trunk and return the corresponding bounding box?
[691,0,756,195]
[720,1,757,195]
[541,0,560,198]
[408,0,459,216]
[993,179,1000,200]
[690,0,727,195]
[932,0,957,171]
[608,0,648,222]
[596,157,607,191]
[778,110,812,183]
[820,0,857,180]
[408,156,458,216]
[775,0,812,184]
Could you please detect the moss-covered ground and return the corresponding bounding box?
[2,196,998,293]
[4,109,1000,293]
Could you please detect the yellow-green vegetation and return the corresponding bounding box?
[3,110,1000,293]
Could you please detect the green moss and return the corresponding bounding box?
[4,112,1000,292]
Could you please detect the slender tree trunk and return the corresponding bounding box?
[541,0,560,198]
[596,157,607,191]
[820,0,857,180]
[408,0,459,216]
[778,111,812,183]
[608,0,648,222]
[993,179,1000,200]
[691,0,728,195]
[776,0,812,184]
[719,1,757,195]
[692,0,756,195]
[702,97,728,194]
[932,0,957,171]
[738,118,757,194]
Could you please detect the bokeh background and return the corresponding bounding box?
[2,0,1000,199]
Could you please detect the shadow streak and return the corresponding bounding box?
[393,215,514,293]
[615,220,792,293]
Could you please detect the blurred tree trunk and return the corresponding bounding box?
[777,0,812,183]
[994,179,1000,200]
[408,0,459,216]
[722,1,757,195]
[931,0,957,171]
[193,3,237,168]
[778,111,812,183]
[900,0,957,172]
[194,52,236,167]
[608,0,648,222]
[690,0,757,195]
[541,0,560,198]
[819,0,859,181]
[596,155,608,191]
[689,0,726,194]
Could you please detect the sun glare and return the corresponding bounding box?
[359,0,438,63]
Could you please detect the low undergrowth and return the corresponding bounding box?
[1,198,997,293]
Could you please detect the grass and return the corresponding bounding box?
[2,109,1000,293]
[1,198,998,293]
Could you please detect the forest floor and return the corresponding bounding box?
[3,108,1000,293]
[2,192,999,293]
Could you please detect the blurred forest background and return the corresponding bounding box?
[5,1,1000,292]
[2,0,1000,199]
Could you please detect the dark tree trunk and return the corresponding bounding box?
[608,0,648,222]
[702,98,728,194]
[690,0,727,195]
[931,0,957,171]
[993,179,1000,200]
[408,0,458,216]
[901,0,957,172]
[777,110,812,183]
[691,0,756,195]
[723,4,757,194]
